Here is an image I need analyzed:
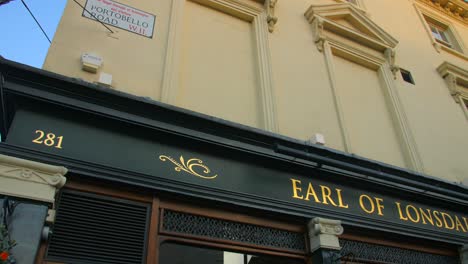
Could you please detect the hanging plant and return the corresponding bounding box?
[0,225,16,264]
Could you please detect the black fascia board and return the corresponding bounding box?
[0,56,467,206]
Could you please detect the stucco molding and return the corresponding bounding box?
[332,0,367,14]
[308,217,343,252]
[305,3,398,53]
[305,5,424,172]
[161,0,278,132]
[0,154,67,204]
[323,40,424,172]
[437,61,468,119]
[384,48,399,79]
[437,61,468,90]
[414,2,468,60]
[266,0,278,33]
[416,0,468,25]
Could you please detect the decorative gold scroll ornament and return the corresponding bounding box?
[159,155,217,179]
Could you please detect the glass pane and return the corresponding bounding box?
[429,25,439,34]
[159,242,305,264]
[439,30,450,43]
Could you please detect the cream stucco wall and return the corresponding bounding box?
[175,1,262,128]
[43,0,173,99]
[44,0,468,182]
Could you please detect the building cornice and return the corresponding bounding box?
[416,0,468,25]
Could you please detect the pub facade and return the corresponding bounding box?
[1,0,468,263]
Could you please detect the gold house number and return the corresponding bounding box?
[32,130,64,149]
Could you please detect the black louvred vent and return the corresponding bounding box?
[47,190,150,264]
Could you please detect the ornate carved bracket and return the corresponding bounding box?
[385,48,400,79]
[0,154,67,204]
[437,61,468,104]
[266,0,278,33]
[417,0,468,25]
[312,17,326,52]
[308,217,344,252]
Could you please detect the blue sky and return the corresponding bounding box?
[0,0,66,68]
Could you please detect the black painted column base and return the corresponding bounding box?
[461,245,468,264]
[311,249,341,264]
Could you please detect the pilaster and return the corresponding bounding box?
[308,217,344,264]
[461,245,468,264]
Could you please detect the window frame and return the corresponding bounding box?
[157,199,308,259]
[415,3,467,60]
[428,22,453,48]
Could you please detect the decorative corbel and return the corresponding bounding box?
[444,2,454,11]
[312,17,326,52]
[385,48,399,79]
[444,73,462,103]
[266,0,278,33]
[454,7,464,16]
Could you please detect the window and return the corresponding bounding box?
[423,15,460,51]
[159,243,304,264]
[415,5,466,58]
[400,69,415,85]
[428,22,452,48]
[158,202,307,264]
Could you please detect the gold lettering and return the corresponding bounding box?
[304,183,320,203]
[441,212,455,230]
[320,185,338,206]
[32,130,64,149]
[395,202,408,221]
[360,195,375,214]
[454,216,467,232]
[32,130,45,144]
[419,208,434,226]
[336,189,349,209]
[433,211,443,227]
[375,197,384,216]
[406,205,420,223]
[290,179,304,199]
[464,217,468,232]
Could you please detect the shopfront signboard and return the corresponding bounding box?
[5,107,468,241]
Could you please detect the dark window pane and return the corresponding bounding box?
[159,242,304,264]
[400,69,415,85]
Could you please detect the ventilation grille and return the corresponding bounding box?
[47,190,150,264]
[161,209,305,252]
[340,239,459,264]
